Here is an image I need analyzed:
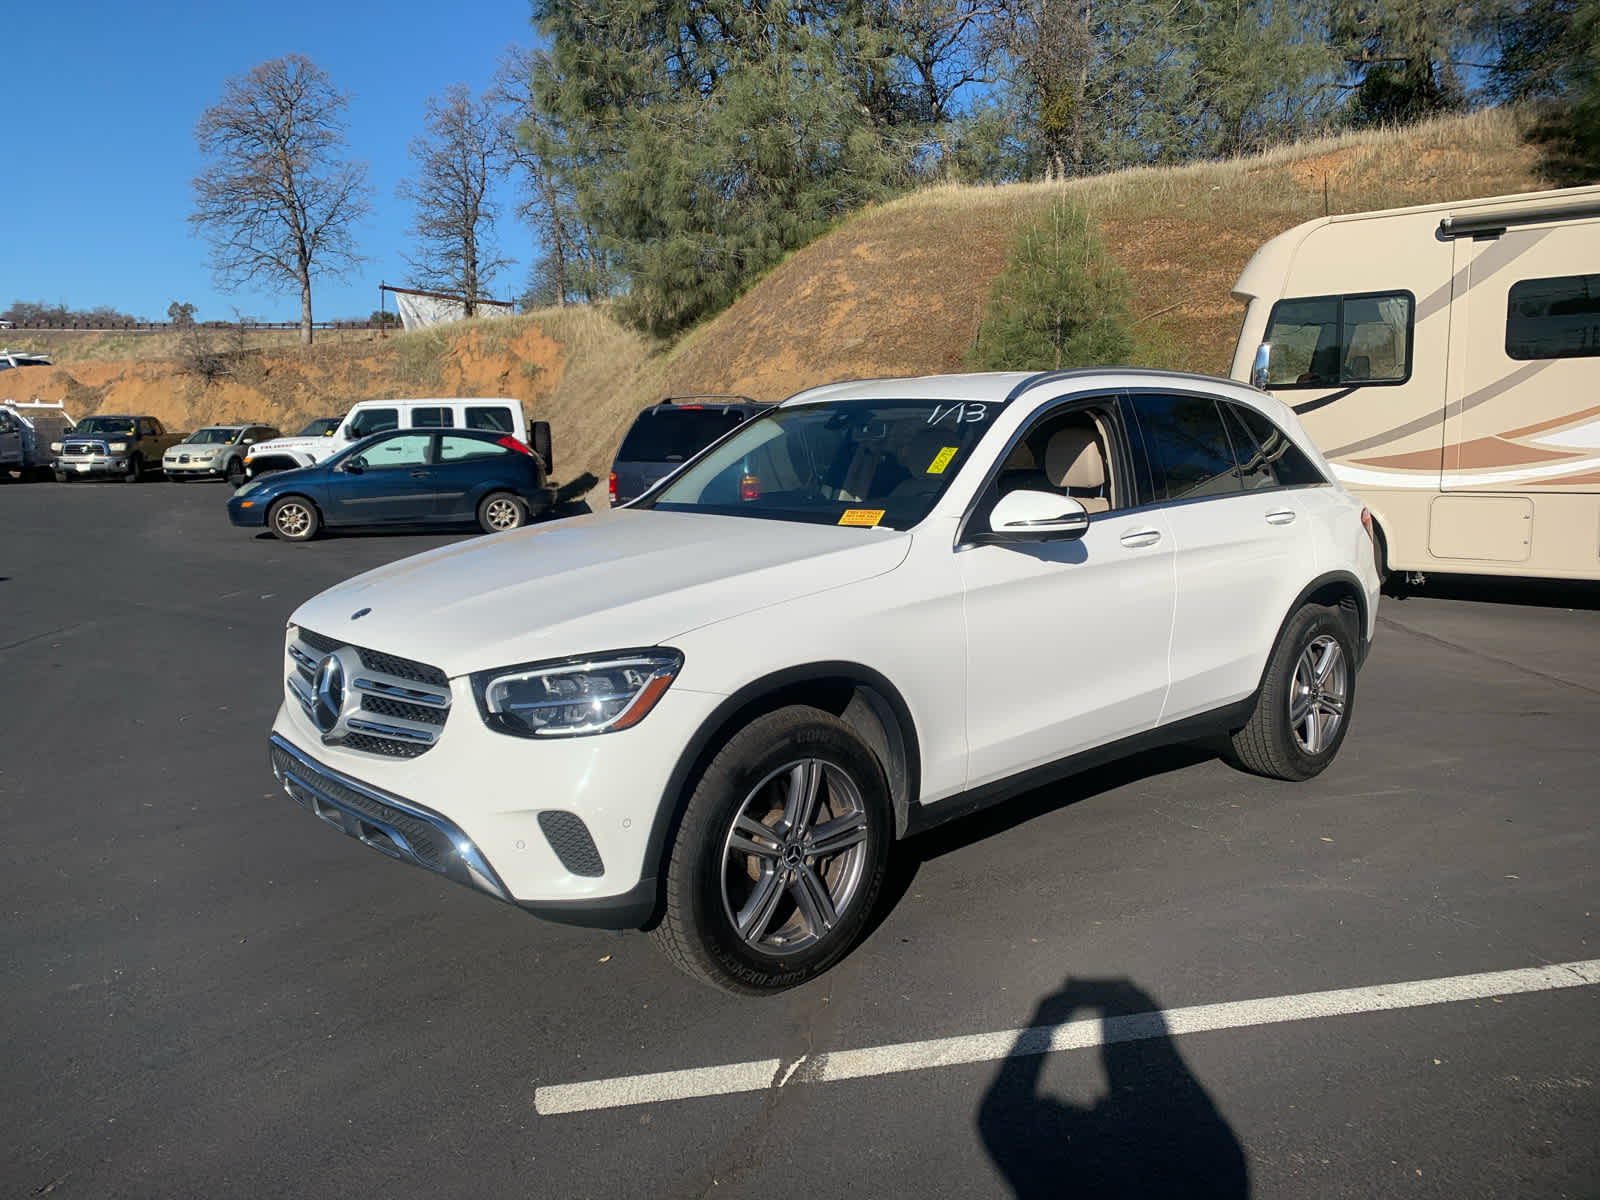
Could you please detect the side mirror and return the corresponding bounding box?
[343,458,365,474]
[984,490,1091,542]
[1250,342,1272,389]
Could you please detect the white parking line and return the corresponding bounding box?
[534,958,1600,1116]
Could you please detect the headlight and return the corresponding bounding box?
[234,478,263,497]
[472,649,683,738]
[50,442,61,452]
[109,441,129,452]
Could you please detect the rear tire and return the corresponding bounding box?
[651,706,892,994]
[268,496,320,542]
[1225,603,1356,782]
[477,491,529,533]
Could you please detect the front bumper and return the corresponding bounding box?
[164,459,227,478]
[270,735,511,900]
[228,498,270,527]
[54,455,127,477]
[268,676,725,926]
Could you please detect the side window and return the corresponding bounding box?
[1506,274,1600,360]
[465,406,515,433]
[982,402,1121,518]
[357,433,431,469]
[438,435,508,463]
[1261,291,1413,387]
[1224,403,1326,489]
[411,406,452,428]
[347,407,398,439]
[138,419,157,438]
[1131,394,1240,502]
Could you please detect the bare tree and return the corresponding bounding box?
[492,46,615,308]
[190,55,370,345]
[397,84,511,316]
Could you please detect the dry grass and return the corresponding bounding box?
[14,108,1570,487]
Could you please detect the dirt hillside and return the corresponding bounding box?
[1,108,1563,488]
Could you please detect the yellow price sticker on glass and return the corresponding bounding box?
[838,508,886,527]
[926,446,958,474]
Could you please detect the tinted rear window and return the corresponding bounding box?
[617,409,748,462]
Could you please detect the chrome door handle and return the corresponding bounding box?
[1119,528,1162,548]
[1265,509,1297,525]
[409,470,431,478]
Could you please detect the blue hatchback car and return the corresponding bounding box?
[228,427,555,542]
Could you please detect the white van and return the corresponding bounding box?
[245,397,548,478]
[1230,185,1600,582]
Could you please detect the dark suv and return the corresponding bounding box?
[609,395,769,505]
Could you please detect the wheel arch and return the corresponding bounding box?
[636,661,923,926]
[1264,570,1370,686]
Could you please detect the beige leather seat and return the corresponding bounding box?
[1044,427,1110,513]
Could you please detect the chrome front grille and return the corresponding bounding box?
[287,627,452,759]
[63,439,108,457]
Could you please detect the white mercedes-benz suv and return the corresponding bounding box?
[269,369,1380,993]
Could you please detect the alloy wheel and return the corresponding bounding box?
[484,496,522,530]
[1288,634,1347,754]
[719,758,871,955]
[274,501,312,538]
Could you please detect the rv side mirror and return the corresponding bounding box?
[1250,342,1272,390]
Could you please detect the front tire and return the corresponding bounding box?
[477,491,528,533]
[225,458,246,487]
[123,454,144,483]
[267,496,320,542]
[1226,603,1356,781]
[652,706,892,994]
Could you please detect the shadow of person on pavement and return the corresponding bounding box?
[978,977,1249,1199]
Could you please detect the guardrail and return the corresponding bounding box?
[0,320,394,332]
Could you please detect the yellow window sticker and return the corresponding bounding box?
[838,508,886,527]
[926,446,959,475]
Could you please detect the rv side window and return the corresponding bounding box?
[1261,291,1413,388]
[1506,274,1600,360]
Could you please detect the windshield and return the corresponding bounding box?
[646,398,1001,530]
[296,418,340,437]
[185,427,239,445]
[74,417,136,436]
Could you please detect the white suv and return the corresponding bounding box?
[269,370,1380,993]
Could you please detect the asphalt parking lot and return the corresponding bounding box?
[2,478,1596,1199]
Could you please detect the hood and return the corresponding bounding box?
[249,434,338,459]
[288,509,911,677]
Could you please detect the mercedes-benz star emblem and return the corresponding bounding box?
[312,654,346,734]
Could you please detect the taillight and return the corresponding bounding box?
[496,435,533,456]
[609,471,617,504]
[739,473,761,502]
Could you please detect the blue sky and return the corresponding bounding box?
[9,1,539,324]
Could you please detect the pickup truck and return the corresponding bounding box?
[0,399,74,481]
[52,414,185,482]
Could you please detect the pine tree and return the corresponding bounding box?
[967,200,1134,371]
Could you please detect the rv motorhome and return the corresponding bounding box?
[1230,185,1600,582]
